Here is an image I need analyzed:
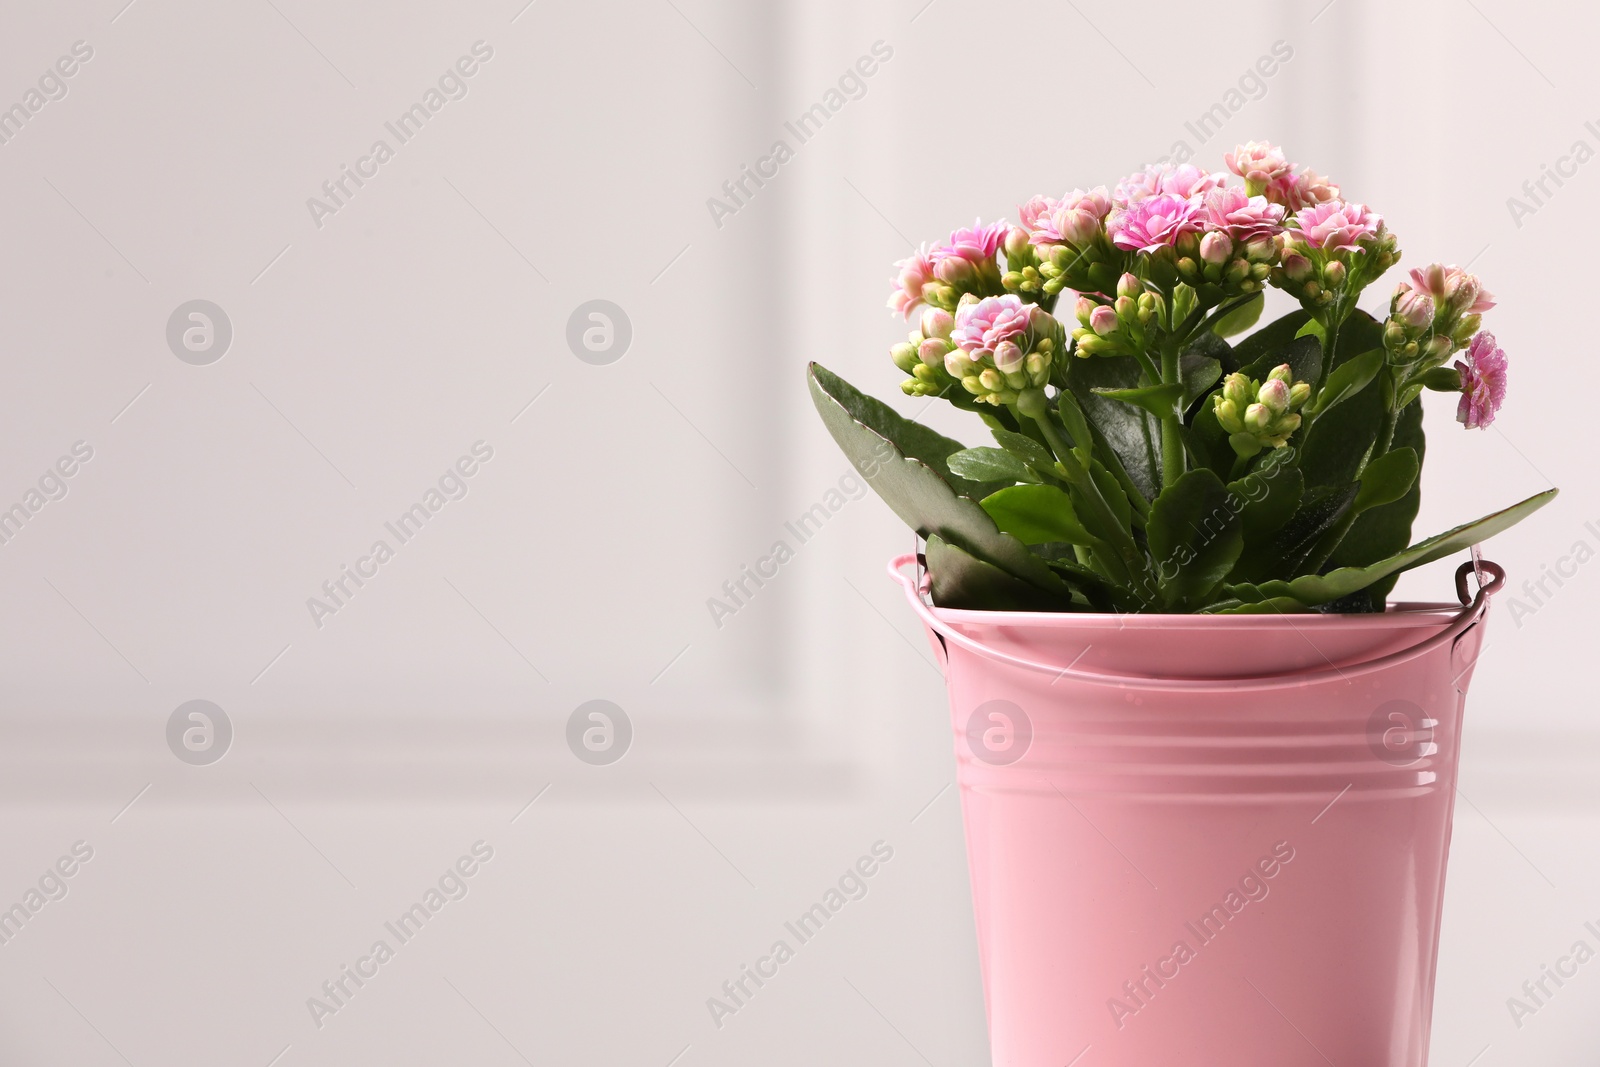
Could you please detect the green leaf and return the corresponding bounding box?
[948,447,1039,485]
[1179,344,1225,411]
[1205,596,1314,615]
[1145,468,1244,609]
[1091,381,1184,419]
[1331,309,1385,369]
[1298,379,1383,488]
[1229,453,1304,544]
[1422,366,1463,392]
[926,535,1077,612]
[1352,447,1418,513]
[1328,400,1426,608]
[807,362,1007,500]
[1067,355,1161,501]
[1224,488,1560,607]
[980,485,1096,546]
[991,427,1057,472]
[1305,349,1383,416]
[1182,399,1235,479]
[808,363,1070,598]
[1240,334,1323,388]
[1212,293,1265,339]
[1231,308,1312,369]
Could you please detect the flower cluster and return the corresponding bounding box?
[882,139,1506,429]
[887,221,1008,321]
[1380,263,1504,424]
[1005,188,1125,301]
[1213,365,1311,456]
[832,139,1547,617]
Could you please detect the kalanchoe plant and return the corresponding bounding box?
[811,141,1555,614]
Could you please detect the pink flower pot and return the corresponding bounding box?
[890,553,1504,1067]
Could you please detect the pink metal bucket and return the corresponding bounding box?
[891,553,1505,1067]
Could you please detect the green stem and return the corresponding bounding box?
[1031,413,1143,586]
[1159,341,1184,490]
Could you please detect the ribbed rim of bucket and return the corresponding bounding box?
[930,600,1462,631]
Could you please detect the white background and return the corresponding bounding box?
[0,0,1595,1063]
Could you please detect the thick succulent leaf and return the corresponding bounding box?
[1179,337,1226,410]
[1330,308,1386,369]
[809,363,1069,596]
[1211,293,1264,340]
[1092,381,1184,419]
[991,427,1057,472]
[1230,308,1312,369]
[1240,333,1323,387]
[1146,468,1244,610]
[1067,355,1160,501]
[1329,400,1426,608]
[1299,380,1384,488]
[1230,483,1358,584]
[1352,447,1419,513]
[1230,452,1304,544]
[925,535,1078,612]
[808,363,1006,500]
[1304,349,1383,416]
[1224,488,1559,607]
[948,447,1039,485]
[1182,399,1235,479]
[980,485,1096,546]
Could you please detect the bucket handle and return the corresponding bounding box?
[888,553,1504,692]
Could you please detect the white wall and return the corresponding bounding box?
[0,0,1595,1063]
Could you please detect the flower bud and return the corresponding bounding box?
[1004,227,1030,258]
[1214,398,1243,434]
[918,336,948,364]
[1025,352,1048,385]
[1323,260,1347,287]
[1223,372,1252,409]
[1075,295,1096,323]
[1089,305,1119,337]
[1061,209,1099,247]
[1258,378,1290,415]
[945,350,976,379]
[1267,364,1293,384]
[1243,403,1271,434]
[935,257,974,285]
[961,375,984,395]
[890,342,920,373]
[1117,273,1142,299]
[1029,306,1057,335]
[1281,252,1312,281]
[1244,236,1276,262]
[1200,232,1233,265]
[1394,289,1433,329]
[1453,314,1482,345]
[1288,382,1311,409]
[912,363,938,383]
[994,340,1025,373]
[921,307,954,339]
[978,368,1003,391]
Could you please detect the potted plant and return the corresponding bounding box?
[809,142,1553,1067]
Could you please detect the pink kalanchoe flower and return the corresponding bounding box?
[1107,193,1204,253]
[1112,164,1223,207]
[1225,141,1291,186]
[1276,168,1340,212]
[1290,200,1384,253]
[1407,263,1496,314]
[951,294,1031,358]
[930,219,1010,267]
[1017,195,1059,233]
[1455,331,1508,429]
[887,244,935,319]
[1028,188,1112,247]
[1201,186,1286,242]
